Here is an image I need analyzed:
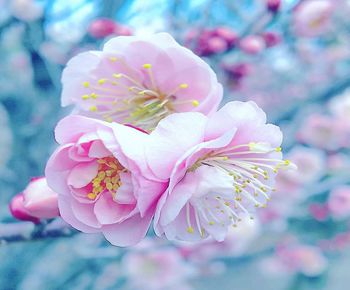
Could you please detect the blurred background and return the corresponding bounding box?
[1,0,350,289]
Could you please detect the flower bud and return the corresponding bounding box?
[22,177,59,219]
[88,18,117,39]
[267,0,281,13]
[9,193,40,223]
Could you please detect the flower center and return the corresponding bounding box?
[185,142,295,235]
[87,156,126,200]
[81,58,199,129]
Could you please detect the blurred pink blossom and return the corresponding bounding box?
[293,0,334,37]
[10,0,43,22]
[297,114,347,151]
[262,244,328,277]
[328,186,350,220]
[122,248,195,290]
[239,35,266,55]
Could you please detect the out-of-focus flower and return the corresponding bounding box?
[261,32,282,48]
[9,0,43,22]
[149,101,293,242]
[328,186,350,220]
[262,244,328,277]
[266,0,281,13]
[22,177,59,219]
[178,216,261,262]
[186,27,237,56]
[276,146,325,191]
[45,115,167,246]
[122,248,195,290]
[239,35,265,55]
[293,0,334,37]
[297,114,347,151]
[223,62,252,82]
[9,193,40,223]
[61,33,222,130]
[88,18,132,39]
[88,18,118,39]
[329,89,350,122]
[309,203,328,221]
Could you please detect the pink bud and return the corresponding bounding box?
[88,18,117,39]
[22,177,59,219]
[214,27,238,47]
[114,25,133,36]
[267,0,281,13]
[9,193,40,223]
[261,32,282,47]
[239,35,265,54]
[207,36,228,54]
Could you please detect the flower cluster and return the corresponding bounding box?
[11,33,293,246]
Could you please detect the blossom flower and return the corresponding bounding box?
[261,244,328,277]
[45,115,167,246]
[22,177,59,219]
[297,114,347,151]
[9,0,43,22]
[239,35,266,55]
[122,248,195,290]
[293,0,334,37]
[328,186,350,220]
[178,215,260,262]
[329,89,350,122]
[61,33,222,130]
[275,146,326,195]
[147,101,293,242]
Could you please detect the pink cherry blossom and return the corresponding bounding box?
[147,101,292,242]
[45,115,167,246]
[239,35,266,55]
[293,0,334,38]
[262,244,328,277]
[275,146,325,194]
[22,176,59,219]
[122,248,195,290]
[61,33,222,130]
[297,113,347,151]
[88,18,118,39]
[328,186,350,220]
[178,216,260,262]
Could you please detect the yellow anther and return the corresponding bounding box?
[192,100,200,107]
[275,147,282,152]
[187,227,194,234]
[222,156,229,161]
[285,159,290,165]
[224,201,231,206]
[87,193,96,200]
[143,63,152,69]
[106,183,113,191]
[82,95,89,100]
[98,79,106,85]
[89,106,98,112]
[209,221,215,225]
[90,93,97,99]
[255,204,260,208]
[83,81,90,88]
[232,224,237,228]
[113,73,122,79]
[109,57,117,62]
[179,83,188,89]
